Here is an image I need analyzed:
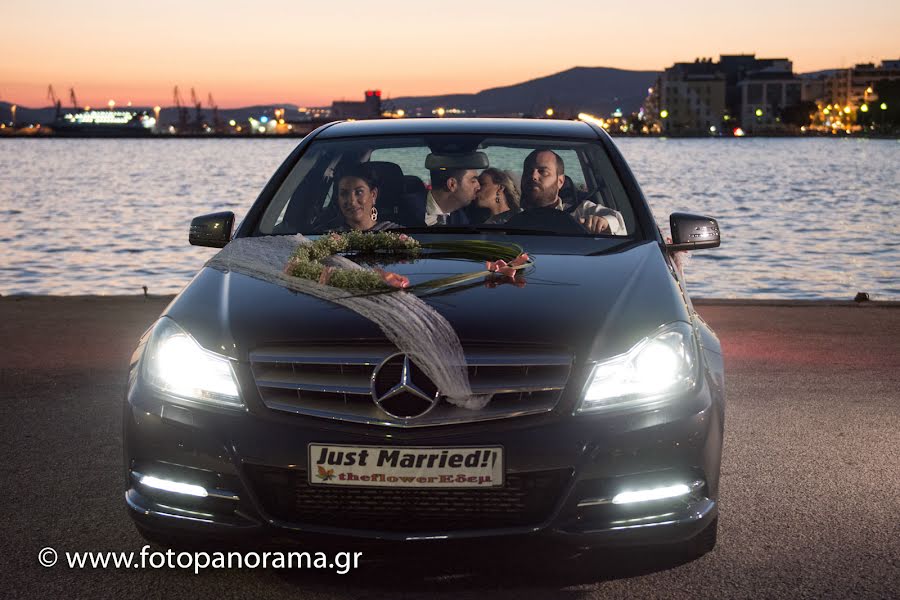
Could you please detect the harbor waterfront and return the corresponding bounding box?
[1,136,897,299]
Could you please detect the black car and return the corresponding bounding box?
[124,118,724,559]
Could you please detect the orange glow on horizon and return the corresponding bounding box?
[1,0,898,108]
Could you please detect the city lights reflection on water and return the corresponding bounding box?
[0,137,897,299]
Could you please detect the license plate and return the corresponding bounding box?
[308,444,504,488]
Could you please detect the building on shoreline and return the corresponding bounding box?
[654,58,726,135]
[331,90,382,120]
[805,60,900,133]
[824,61,900,110]
[737,69,804,134]
[646,55,813,135]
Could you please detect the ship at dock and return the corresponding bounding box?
[51,109,155,137]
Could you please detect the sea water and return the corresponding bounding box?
[1,137,897,299]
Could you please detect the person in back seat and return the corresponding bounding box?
[425,168,480,226]
[477,168,522,224]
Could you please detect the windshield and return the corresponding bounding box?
[257,135,638,237]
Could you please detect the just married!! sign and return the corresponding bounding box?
[309,444,505,488]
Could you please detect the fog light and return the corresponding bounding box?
[612,483,690,504]
[139,474,208,498]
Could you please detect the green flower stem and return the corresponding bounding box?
[285,233,531,294]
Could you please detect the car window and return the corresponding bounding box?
[370,147,431,182]
[258,135,637,237]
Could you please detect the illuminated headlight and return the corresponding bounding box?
[142,317,242,408]
[577,321,697,413]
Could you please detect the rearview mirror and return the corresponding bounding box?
[667,213,720,251]
[189,211,234,248]
[424,151,490,170]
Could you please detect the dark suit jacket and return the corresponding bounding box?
[446,209,470,226]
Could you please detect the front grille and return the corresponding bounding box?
[250,344,572,427]
[244,465,571,532]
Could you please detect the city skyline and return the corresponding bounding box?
[2,0,898,108]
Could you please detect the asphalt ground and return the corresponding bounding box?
[1,296,898,599]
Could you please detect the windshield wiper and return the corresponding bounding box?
[584,238,640,256]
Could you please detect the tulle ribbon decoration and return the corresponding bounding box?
[206,234,533,410]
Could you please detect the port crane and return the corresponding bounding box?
[69,88,79,111]
[173,86,189,133]
[190,88,204,132]
[207,93,220,133]
[47,85,62,120]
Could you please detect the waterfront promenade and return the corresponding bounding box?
[1,296,898,598]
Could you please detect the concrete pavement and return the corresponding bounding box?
[1,296,897,599]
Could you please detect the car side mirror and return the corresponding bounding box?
[667,212,720,251]
[189,211,234,248]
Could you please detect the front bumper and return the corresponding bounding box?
[124,373,723,548]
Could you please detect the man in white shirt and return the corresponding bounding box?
[517,149,626,235]
[424,168,481,226]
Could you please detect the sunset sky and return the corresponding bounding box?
[2,0,898,108]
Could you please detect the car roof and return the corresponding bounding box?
[316,118,600,140]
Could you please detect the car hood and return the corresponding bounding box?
[164,240,689,364]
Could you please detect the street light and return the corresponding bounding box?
[881,102,888,110]
[660,109,668,119]
[755,108,763,117]
[545,107,554,117]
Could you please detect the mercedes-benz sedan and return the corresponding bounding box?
[124,118,724,560]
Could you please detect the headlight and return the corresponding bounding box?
[577,321,698,414]
[142,317,243,408]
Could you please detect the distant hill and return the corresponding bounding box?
[0,102,58,126]
[0,66,659,126]
[389,67,660,116]
[799,69,840,79]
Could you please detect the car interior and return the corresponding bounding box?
[262,136,635,236]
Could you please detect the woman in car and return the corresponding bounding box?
[476,168,522,224]
[336,163,397,231]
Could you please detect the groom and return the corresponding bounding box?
[424,168,481,226]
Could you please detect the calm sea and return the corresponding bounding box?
[1,137,898,299]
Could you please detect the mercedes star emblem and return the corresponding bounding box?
[370,353,440,419]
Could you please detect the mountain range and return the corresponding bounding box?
[389,67,659,116]
[0,66,660,126]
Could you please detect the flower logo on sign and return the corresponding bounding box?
[316,466,335,481]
